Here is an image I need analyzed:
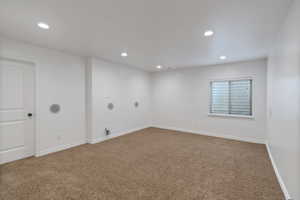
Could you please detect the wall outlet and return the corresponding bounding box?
[105,128,111,136]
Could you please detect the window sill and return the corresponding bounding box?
[208,113,254,119]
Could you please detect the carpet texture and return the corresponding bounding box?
[0,128,284,200]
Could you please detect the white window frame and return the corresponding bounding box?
[208,77,254,119]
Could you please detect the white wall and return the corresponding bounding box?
[87,58,151,143]
[152,59,267,143]
[267,0,300,199]
[0,37,86,156]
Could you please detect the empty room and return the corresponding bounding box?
[0,0,299,200]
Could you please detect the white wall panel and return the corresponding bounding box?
[267,1,300,199]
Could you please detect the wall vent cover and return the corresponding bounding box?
[50,104,60,114]
[107,103,114,110]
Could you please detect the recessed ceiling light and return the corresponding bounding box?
[37,22,50,30]
[121,52,128,57]
[204,30,214,37]
[156,65,162,69]
[219,56,227,60]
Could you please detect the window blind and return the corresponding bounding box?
[210,79,252,116]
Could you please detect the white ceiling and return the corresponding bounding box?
[0,0,292,71]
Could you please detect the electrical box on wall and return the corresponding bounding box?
[105,128,111,136]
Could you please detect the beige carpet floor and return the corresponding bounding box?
[0,128,284,200]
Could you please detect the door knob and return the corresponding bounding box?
[27,113,33,117]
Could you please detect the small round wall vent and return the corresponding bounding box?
[107,103,114,110]
[50,104,61,114]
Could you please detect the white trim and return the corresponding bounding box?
[153,126,265,144]
[85,59,93,143]
[209,76,253,82]
[36,140,86,157]
[0,146,30,165]
[89,126,150,144]
[208,113,254,119]
[26,126,150,157]
[266,143,292,200]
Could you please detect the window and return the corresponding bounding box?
[210,79,253,116]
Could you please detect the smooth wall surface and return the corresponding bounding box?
[267,0,300,199]
[87,58,151,143]
[152,59,267,143]
[0,37,86,155]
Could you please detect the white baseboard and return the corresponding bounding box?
[0,146,31,165]
[152,125,265,144]
[89,126,150,144]
[36,140,86,157]
[266,143,292,200]
[36,126,150,157]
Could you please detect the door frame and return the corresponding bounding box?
[0,56,38,160]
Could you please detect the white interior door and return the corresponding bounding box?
[0,59,35,164]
